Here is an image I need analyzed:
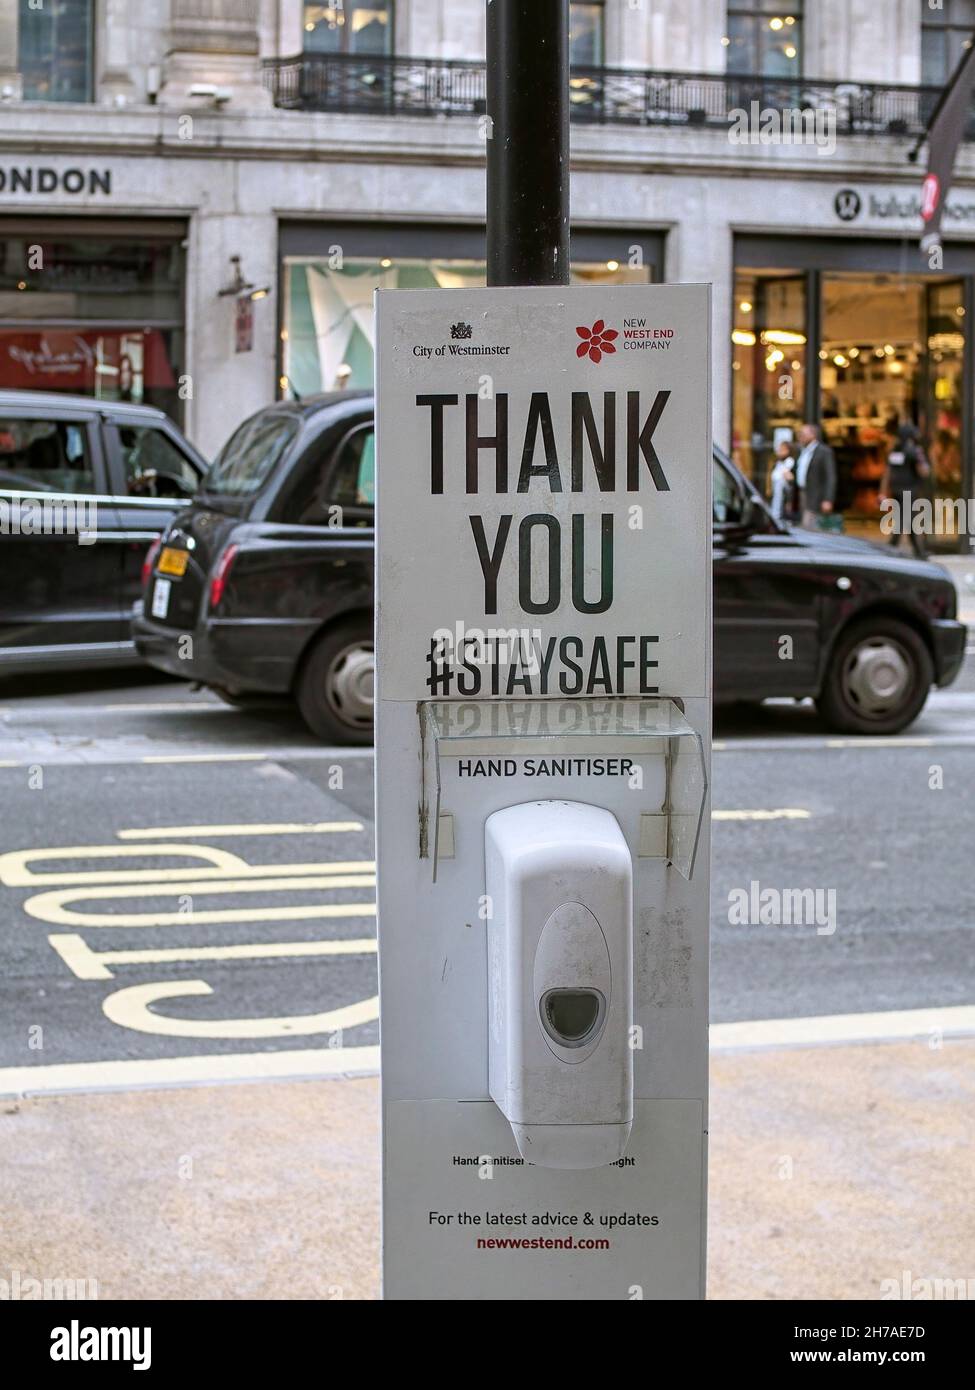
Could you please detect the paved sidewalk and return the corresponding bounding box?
[0,1037,972,1300]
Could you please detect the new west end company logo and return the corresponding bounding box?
[576,319,619,363]
[575,318,676,362]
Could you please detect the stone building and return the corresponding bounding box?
[1,0,974,544]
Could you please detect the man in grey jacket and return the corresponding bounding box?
[794,423,837,529]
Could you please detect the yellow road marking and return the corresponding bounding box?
[101,980,379,1039]
[0,843,374,887]
[0,842,244,886]
[25,876,376,927]
[116,822,364,839]
[49,932,376,981]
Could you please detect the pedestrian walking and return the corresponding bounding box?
[881,418,931,559]
[794,423,837,530]
[768,439,797,523]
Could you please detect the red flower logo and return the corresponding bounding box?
[576,319,618,363]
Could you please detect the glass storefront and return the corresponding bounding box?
[279,225,659,396]
[0,219,186,422]
[732,238,972,549]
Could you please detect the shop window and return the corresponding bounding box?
[281,253,651,399]
[0,418,94,495]
[303,2,393,55]
[724,2,802,78]
[730,271,807,493]
[0,230,186,422]
[922,0,975,86]
[19,0,94,103]
[821,273,966,543]
[733,251,970,547]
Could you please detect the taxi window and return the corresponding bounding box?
[116,423,199,499]
[0,417,94,494]
[285,425,375,527]
[205,412,299,497]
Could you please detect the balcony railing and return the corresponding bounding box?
[262,53,957,139]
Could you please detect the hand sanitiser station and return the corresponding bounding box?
[375,283,712,1300]
[375,0,709,1302]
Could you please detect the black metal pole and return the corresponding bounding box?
[486,0,570,287]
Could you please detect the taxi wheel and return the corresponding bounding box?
[817,616,933,735]
[297,619,375,745]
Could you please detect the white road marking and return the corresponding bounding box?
[141,752,271,763]
[116,822,364,839]
[49,932,377,981]
[101,980,379,1039]
[712,808,810,821]
[0,745,377,767]
[0,1045,381,1099]
[101,703,224,713]
[711,1004,975,1051]
[4,703,227,717]
[714,735,975,752]
[826,737,934,748]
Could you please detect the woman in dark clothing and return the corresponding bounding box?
[881,419,931,559]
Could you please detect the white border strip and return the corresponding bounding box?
[711,1004,975,1052]
[0,1045,380,1099]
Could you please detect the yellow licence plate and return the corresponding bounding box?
[157,546,189,577]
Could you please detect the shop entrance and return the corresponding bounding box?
[820,273,965,540]
[732,235,974,552]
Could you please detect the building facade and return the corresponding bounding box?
[1,0,974,547]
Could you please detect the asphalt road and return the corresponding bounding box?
[0,654,973,1077]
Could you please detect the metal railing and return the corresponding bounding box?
[262,53,958,138]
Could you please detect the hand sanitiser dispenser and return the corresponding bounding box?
[485,799,634,1170]
[377,281,712,1299]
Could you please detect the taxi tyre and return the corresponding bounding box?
[816,614,934,735]
[296,616,375,745]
